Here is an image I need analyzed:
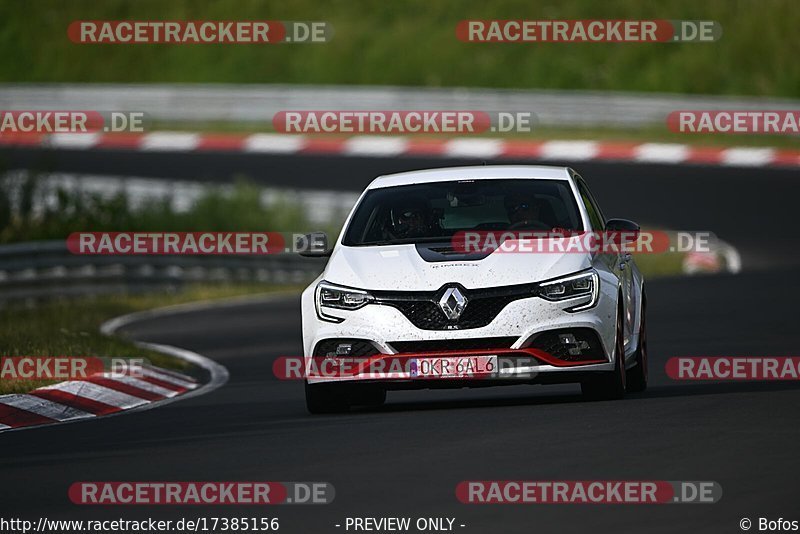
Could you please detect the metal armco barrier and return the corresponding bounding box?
[0,240,326,302]
[2,84,798,129]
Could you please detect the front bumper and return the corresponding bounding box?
[301,280,618,386]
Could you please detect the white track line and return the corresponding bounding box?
[100,291,298,336]
[131,341,229,411]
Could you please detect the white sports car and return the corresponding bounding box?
[300,165,647,413]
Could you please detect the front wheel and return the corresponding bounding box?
[626,293,648,393]
[581,303,626,400]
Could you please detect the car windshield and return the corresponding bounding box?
[342,179,583,246]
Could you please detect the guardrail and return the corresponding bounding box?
[2,84,797,129]
[0,241,325,302]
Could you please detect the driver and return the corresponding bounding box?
[505,195,544,227]
[386,196,435,239]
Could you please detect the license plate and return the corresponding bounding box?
[410,355,497,378]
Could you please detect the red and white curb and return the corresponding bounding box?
[0,312,229,434]
[1,131,798,168]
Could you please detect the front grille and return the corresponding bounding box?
[389,337,518,353]
[374,283,535,330]
[313,338,379,357]
[526,328,606,362]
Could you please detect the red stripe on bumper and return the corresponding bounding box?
[308,348,606,380]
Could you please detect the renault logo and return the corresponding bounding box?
[439,286,468,320]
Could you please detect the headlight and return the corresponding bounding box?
[315,281,374,322]
[538,270,599,312]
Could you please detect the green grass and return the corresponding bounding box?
[0,283,299,395]
[0,0,797,97]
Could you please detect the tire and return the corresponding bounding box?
[626,293,648,393]
[305,380,351,414]
[581,301,626,400]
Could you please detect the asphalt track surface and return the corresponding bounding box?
[1,148,799,533]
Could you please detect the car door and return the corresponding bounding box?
[575,177,635,353]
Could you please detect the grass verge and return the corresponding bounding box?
[0,283,299,395]
[0,0,797,98]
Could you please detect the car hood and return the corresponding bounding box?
[324,240,593,291]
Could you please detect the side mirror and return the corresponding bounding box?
[604,219,641,250]
[605,219,640,232]
[297,232,332,258]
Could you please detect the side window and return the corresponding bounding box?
[576,179,605,231]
